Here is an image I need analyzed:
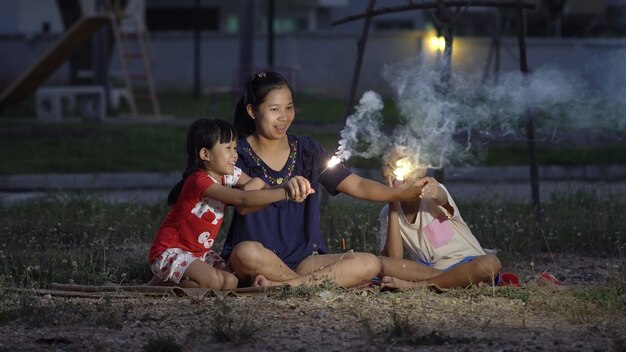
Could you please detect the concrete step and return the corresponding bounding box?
[1,166,625,192]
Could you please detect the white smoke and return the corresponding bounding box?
[334,52,625,169]
[335,90,388,161]
[382,57,480,168]
[378,55,625,169]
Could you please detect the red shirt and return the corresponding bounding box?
[149,168,241,262]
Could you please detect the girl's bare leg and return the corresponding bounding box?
[382,255,502,289]
[424,255,501,289]
[228,241,301,286]
[148,260,238,290]
[379,256,443,282]
[181,260,239,290]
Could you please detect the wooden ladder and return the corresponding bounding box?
[107,0,160,117]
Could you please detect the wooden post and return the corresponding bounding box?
[193,0,201,98]
[92,0,111,113]
[516,0,541,221]
[342,0,376,124]
[482,8,502,84]
[267,0,275,68]
[238,0,255,95]
[493,9,502,83]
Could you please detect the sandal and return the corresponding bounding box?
[499,272,521,287]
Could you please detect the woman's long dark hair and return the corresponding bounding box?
[234,71,294,139]
[167,118,236,205]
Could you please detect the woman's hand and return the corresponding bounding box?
[284,176,315,202]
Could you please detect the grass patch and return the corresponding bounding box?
[486,144,626,166]
[0,193,623,288]
[0,120,188,174]
[0,196,167,287]
[206,297,258,344]
[1,92,623,174]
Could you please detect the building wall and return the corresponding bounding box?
[1,32,625,99]
[0,0,19,35]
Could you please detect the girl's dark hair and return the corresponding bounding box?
[234,71,294,139]
[167,118,236,205]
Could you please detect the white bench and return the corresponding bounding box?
[36,86,106,121]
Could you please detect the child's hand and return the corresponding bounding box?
[284,176,315,202]
[381,164,402,188]
[416,177,439,199]
[381,164,393,187]
[386,174,396,187]
[393,178,422,200]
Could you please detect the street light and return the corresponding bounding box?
[430,34,446,52]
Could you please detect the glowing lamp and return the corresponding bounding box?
[430,35,446,52]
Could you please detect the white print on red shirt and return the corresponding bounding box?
[197,231,215,249]
[191,198,224,225]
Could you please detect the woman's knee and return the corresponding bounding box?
[230,241,265,263]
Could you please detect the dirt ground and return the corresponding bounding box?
[1,253,624,352]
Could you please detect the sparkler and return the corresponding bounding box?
[389,153,428,181]
[392,157,413,181]
[311,155,341,184]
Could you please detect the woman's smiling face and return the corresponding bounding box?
[249,86,295,139]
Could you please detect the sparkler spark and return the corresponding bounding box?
[311,155,342,184]
[327,155,341,168]
[392,157,413,181]
[389,154,428,181]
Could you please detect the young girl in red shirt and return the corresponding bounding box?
[147,118,313,290]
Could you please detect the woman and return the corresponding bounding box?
[222,71,424,288]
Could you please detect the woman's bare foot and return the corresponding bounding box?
[381,276,445,293]
[252,274,282,287]
[381,276,426,289]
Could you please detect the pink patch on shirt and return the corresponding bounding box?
[174,271,180,278]
[423,215,454,249]
[181,261,187,267]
